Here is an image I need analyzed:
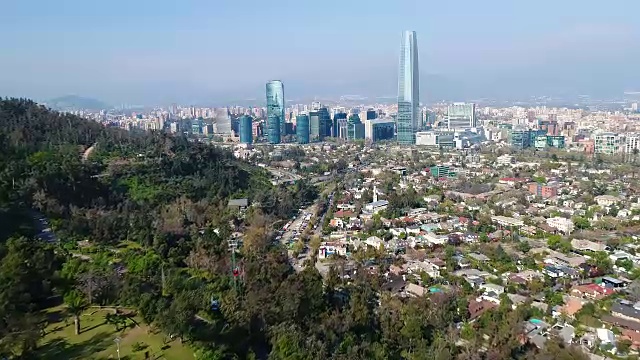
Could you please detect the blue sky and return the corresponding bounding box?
[2,0,639,104]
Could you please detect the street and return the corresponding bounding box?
[30,210,58,243]
[278,190,335,272]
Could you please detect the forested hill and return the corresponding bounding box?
[0,98,312,239]
[0,98,317,358]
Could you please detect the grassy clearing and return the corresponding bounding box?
[39,306,194,360]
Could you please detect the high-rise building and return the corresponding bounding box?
[625,133,640,154]
[595,132,622,155]
[366,109,377,120]
[347,114,365,141]
[239,115,253,144]
[333,112,347,137]
[397,30,420,145]
[296,114,310,144]
[447,103,476,130]
[510,129,546,149]
[213,108,232,135]
[365,118,395,142]
[309,107,331,142]
[266,80,284,144]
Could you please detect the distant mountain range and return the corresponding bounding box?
[44,95,109,111]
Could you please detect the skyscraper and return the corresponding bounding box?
[296,114,310,144]
[365,118,396,142]
[239,115,253,144]
[333,112,347,137]
[266,80,284,144]
[347,114,365,141]
[397,31,420,145]
[309,107,331,142]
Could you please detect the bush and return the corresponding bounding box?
[132,341,148,352]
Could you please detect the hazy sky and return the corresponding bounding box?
[2,0,639,104]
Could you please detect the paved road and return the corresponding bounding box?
[267,167,302,185]
[30,210,58,243]
[277,202,320,272]
[278,190,335,272]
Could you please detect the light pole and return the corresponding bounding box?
[114,337,121,360]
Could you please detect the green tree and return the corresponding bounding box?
[572,216,591,230]
[64,290,88,335]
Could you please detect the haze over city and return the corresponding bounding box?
[2,0,640,105]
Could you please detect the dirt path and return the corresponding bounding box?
[82,143,97,162]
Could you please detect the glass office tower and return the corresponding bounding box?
[333,112,347,137]
[296,114,310,144]
[397,30,420,145]
[347,114,365,141]
[239,115,253,144]
[309,107,331,142]
[266,80,284,144]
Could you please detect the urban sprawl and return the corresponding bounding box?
[48,31,640,358]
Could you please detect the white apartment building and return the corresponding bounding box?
[496,154,515,166]
[594,132,622,155]
[546,217,575,234]
[625,133,640,154]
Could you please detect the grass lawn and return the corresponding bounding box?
[39,306,195,360]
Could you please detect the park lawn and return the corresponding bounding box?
[39,306,195,360]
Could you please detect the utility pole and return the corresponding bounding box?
[114,337,121,360]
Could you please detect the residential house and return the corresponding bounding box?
[611,300,640,323]
[602,276,627,288]
[423,232,448,246]
[364,200,389,214]
[480,283,505,296]
[468,299,497,320]
[406,283,426,297]
[468,252,490,262]
[571,239,608,252]
[329,218,344,229]
[365,236,384,249]
[570,283,615,300]
[318,243,348,259]
[507,294,529,309]
[546,217,575,234]
[596,328,616,349]
[228,198,249,211]
[595,195,621,207]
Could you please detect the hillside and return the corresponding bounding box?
[0,98,320,358]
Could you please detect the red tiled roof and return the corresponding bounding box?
[335,210,355,218]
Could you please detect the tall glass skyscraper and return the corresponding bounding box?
[239,115,253,144]
[333,112,347,137]
[397,31,420,145]
[309,107,331,142]
[296,114,310,144]
[266,80,284,144]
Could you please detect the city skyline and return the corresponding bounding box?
[2,1,640,104]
